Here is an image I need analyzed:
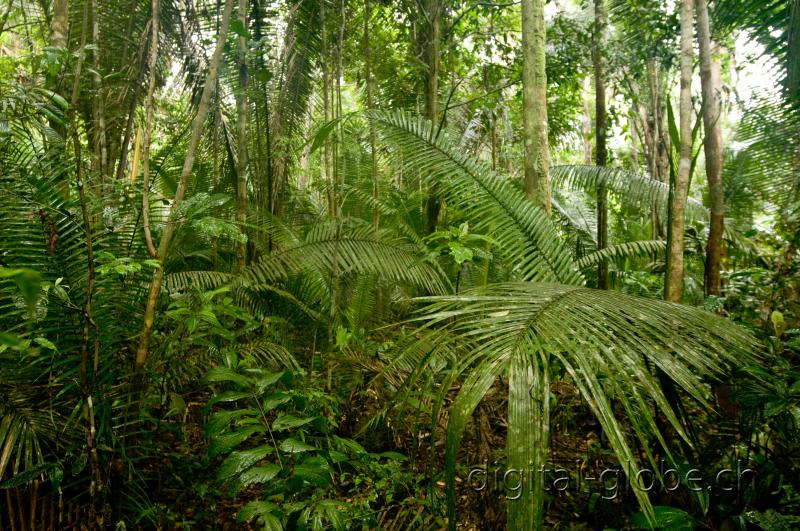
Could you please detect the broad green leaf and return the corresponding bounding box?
[217,446,272,481]
[280,437,316,453]
[205,367,252,388]
[272,413,317,431]
[210,426,268,459]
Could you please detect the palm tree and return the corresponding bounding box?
[367,110,759,529]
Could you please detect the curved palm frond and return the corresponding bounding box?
[575,240,667,269]
[369,110,583,286]
[244,220,450,295]
[551,164,709,221]
[388,282,759,528]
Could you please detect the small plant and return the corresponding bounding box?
[204,353,415,529]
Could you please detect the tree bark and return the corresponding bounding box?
[235,0,249,272]
[364,0,379,229]
[520,0,550,213]
[594,0,608,289]
[51,0,68,49]
[91,0,108,177]
[581,76,592,164]
[665,0,694,303]
[141,0,160,258]
[696,0,724,296]
[135,0,235,370]
[424,0,442,233]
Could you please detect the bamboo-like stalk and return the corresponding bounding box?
[235,0,249,272]
[135,0,235,370]
[141,0,160,258]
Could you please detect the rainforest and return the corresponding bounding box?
[0,0,798,528]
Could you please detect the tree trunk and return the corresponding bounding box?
[696,0,724,296]
[135,0,235,370]
[67,3,102,526]
[51,0,68,49]
[581,76,593,164]
[424,0,442,233]
[665,0,694,303]
[235,0,249,272]
[91,0,108,177]
[364,0,379,229]
[520,0,550,213]
[141,0,160,258]
[594,0,608,289]
[424,0,440,125]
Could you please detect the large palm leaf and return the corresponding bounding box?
[365,111,761,529]
[389,283,760,529]
[369,110,582,285]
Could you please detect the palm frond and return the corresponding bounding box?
[575,240,667,269]
[244,220,450,295]
[369,110,583,285]
[551,164,709,221]
[392,282,759,527]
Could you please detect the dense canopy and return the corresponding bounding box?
[1,0,798,528]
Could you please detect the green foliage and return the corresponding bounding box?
[204,354,419,529]
[387,282,758,527]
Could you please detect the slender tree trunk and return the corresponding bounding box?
[696,0,724,296]
[594,0,608,289]
[235,0,249,272]
[91,0,108,178]
[364,0,379,229]
[135,0,235,370]
[665,0,694,303]
[116,40,149,182]
[67,3,101,526]
[424,0,440,125]
[424,0,442,233]
[581,76,593,164]
[141,0,159,258]
[321,0,335,217]
[520,0,550,213]
[629,113,640,171]
[788,0,800,100]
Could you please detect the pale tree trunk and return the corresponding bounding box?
[141,0,160,258]
[51,0,69,49]
[135,0,235,370]
[235,0,249,272]
[696,0,724,296]
[364,0,379,229]
[594,0,608,289]
[629,113,640,171]
[521,0,551,213]
[665,0,694,303]
[581,77,592,164]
